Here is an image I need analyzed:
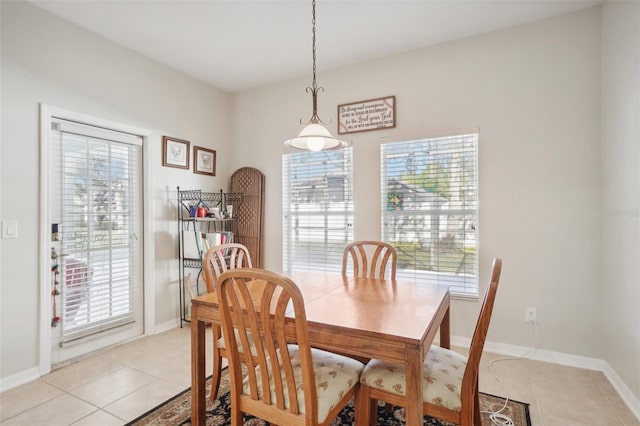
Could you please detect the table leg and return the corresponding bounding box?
[440,305,450,349]
[405,349,423,426]
[191,312,206,426]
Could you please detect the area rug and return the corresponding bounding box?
[127,370,531,426]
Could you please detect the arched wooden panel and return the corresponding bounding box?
[230,167,265,268]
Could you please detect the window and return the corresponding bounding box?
[51,118,143,343]
[283,149,353,273]
[381,133,478,296]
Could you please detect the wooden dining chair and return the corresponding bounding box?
[202,243,252,293]
[202,243,252,401]
[342,240,397,280]
[217,268,365,426]
[355,258,503,426]
[341,241,398,370]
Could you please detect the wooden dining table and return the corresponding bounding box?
[190,270,451,426]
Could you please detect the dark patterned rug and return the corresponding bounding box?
[126,370,531,426]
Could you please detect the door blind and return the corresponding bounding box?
[51,118,143,341]
[282,148,353,273]
[381,133,479,296]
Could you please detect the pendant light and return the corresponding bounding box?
[284,0,348,151]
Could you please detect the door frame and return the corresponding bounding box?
[38,104,156,374]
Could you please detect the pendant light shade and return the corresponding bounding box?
[285,119,348,151]
[284,0,348,151]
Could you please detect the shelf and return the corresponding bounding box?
[176,186,242,328]
[181,217,236,223]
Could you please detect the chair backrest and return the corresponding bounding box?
[342,240,397,280]
[202,243,252,293]
[461,258,502,400]
[217,268,318,424]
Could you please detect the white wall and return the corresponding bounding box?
[0,1,232,380]
[601,1,640,401]
[232,7,603,356]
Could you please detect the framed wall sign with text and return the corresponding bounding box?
[338,96,396,134]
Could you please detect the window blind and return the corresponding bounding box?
[282,148,353,273]
[381,134,479,296]
[51,118,143,341]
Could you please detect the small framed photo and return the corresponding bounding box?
[193,146,216,176]
[162,136,190,169]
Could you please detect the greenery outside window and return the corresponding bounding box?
[381,133,479,296]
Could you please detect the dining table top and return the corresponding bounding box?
[190,269,451,426]
[191,269,450,350]
[299,270,449,343]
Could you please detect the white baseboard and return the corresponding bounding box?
[0,367,40,393]
[155,318,180,334]
[451,335,640,421]
[602,361,640,420]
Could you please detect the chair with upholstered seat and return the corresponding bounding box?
[355,258,503,426]
[342,240,397,280]
[217,268,365,426]
[203,243,252,293]
[202,243,252,401]
[341,240,398,369]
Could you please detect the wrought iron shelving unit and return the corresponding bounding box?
[176,187,243,326]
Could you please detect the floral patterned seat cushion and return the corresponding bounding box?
[360,345,467,411]
[242,345,365,423]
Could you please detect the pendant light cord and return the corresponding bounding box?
[306,0,326,124]
[311,0,317,92]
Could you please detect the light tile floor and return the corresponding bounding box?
[1,327,638,425]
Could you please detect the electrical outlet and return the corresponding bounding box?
[525,307,537,323]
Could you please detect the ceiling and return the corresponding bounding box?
[29,0,599,93]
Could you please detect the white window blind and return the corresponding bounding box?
[283,149,353,273]
[381,133,479,296]
[51,118,143,342]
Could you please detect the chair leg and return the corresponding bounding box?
[473,382,481,426]
[209,327,223,401]
[354,384,372,426]
[209,355,223,401]
[370,400,379,426]
[230,403,242,426]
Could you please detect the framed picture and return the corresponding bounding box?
[162,136,190,169]
[193,146,216,176]
[338,95,396,134]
